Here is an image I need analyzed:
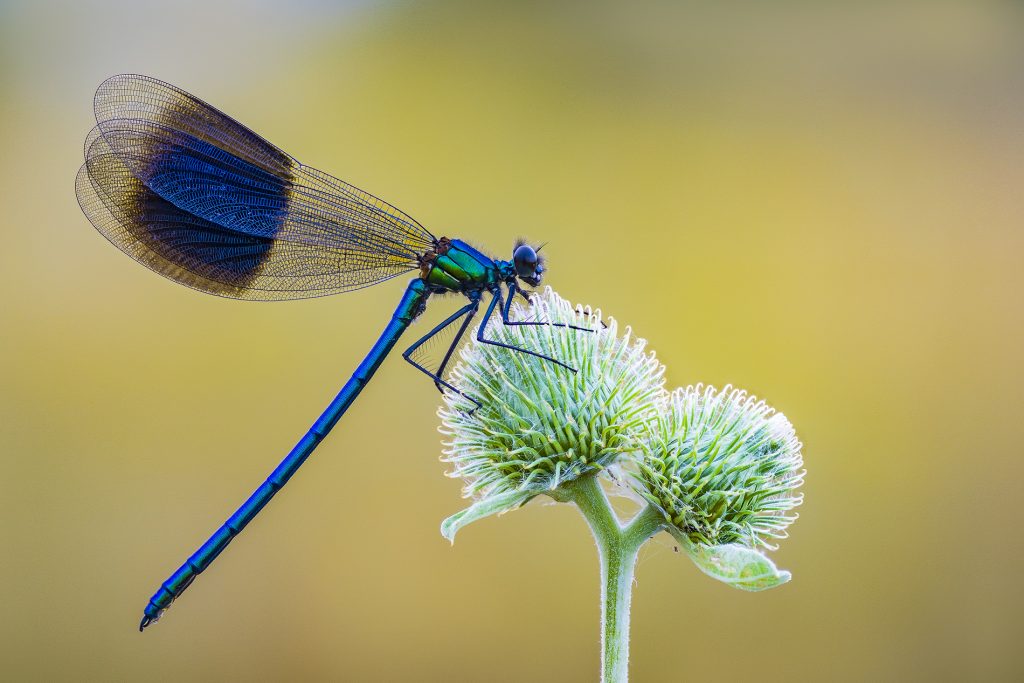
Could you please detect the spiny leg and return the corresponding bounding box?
[506,283,603,331]
[402,299,482,410]
[477,289,577,372]
[433,306,478,391]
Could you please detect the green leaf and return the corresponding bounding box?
[669,529,791,591]
[440,490,538,543]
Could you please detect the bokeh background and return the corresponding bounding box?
[2,0,1022,680]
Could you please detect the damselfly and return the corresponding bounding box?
[75,75,588,631]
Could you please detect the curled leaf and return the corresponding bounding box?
[670,529,792,591]
[440,490,538,543]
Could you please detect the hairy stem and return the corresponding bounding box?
[565,475,664,683]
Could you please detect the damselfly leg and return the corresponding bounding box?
[504,283,598,332]
[477,289,577,372]
[403,298,483,411]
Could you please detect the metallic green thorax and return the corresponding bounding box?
[421,238,499,292]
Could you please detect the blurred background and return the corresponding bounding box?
[1,0,1022,680]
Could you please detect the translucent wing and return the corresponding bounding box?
[77,128,363,300]
[77,74,436,299]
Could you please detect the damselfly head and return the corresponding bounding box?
[513,242,545,287]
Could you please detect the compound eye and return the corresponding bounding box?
[513,244,538,277]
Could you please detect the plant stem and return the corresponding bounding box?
[565,475,664,683]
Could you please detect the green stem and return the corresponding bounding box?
[565,475,664,683]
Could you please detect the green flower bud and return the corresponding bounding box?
[438,287,666,541]
[632,384,804,551]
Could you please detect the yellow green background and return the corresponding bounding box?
[1,1,1021,680]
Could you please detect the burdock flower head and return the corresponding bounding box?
[632,384,804,590]
[438,287,666,540]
